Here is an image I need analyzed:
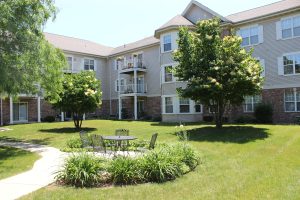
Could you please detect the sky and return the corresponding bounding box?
[45,0,280,47]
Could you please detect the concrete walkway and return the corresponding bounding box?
[0,141,67,200]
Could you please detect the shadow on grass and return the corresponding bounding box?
[0,136,52,145]
[150,122,213,127]
[186,126,270,144]
[0,146,32,162]
[39,127,97,134]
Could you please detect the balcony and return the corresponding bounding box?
[118,60,147,74]
[119,84,147,96]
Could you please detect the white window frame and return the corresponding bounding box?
[281,52,300,76]
[162,95,202,115]
[163,96,174,114]
[115,78,126,92]
[279,15,300,40]
[162,34,172,53]
[161,63,176,83]
[179,98,190,113]
[237,25,263,47]
[83,58,95,71]
[194,102,203,113]
[243,95,261,113]
[65,55,73,72]
[284,88,300,112]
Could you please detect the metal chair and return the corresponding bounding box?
[79,130,92,149]
[115,129,130,151]
[137,133,158,153]
[91,134,107,153]
[115,129,129,136]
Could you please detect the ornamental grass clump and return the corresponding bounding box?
[55,153,108,187]
[108,156,143,185]
[139,147,183,183]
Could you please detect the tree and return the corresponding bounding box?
[173,18,263,128]
[0,0,66,98]
[49,71,102,129]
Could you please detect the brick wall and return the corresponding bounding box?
[144,96,161,118]
[231,88,300,123]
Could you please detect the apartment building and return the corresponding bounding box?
[1,0,300,125]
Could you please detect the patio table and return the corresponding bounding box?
[102,136,137,151]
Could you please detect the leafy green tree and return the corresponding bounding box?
[50,71,102,129]
[173,18,263,128]
[0,0,66,98]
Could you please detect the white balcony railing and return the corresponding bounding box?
[117,60,146,71]
[119,84,147,94]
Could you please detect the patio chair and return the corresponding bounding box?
[137,133,158,153]
[115,129,129,136]
[115,129,129,151]
[79,130,92,149]
[91,134,107,153]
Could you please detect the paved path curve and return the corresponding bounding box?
[0,141,67,200]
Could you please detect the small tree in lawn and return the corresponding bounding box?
[50,71,102,129]
[173,18,263,128]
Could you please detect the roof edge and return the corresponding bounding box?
[230,6,300,25]
[182,0,230,22]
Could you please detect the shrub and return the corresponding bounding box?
[109,156,143,185]
[43,116,55,122]
[203,116,214,122]
[170,144,200,171]
[66,137,83,149]
[139,148,183,183]
[55,153,107,187]
[254,103,273,124]
[235,115,256,124]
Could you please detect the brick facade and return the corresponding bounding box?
[231,88,300,123]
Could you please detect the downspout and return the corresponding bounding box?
[108,57,112,116]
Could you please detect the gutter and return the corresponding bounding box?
[0,98,3,126]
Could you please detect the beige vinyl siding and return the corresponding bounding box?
[236,11,300,90]
[107,45,161,99]
[184,4,214,24]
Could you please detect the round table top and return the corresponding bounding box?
[102,136,137,141]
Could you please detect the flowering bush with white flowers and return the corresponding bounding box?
[173,18,263,128]
[51,71,102,129]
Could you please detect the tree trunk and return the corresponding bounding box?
[215,102,224,129]
[73,112,83,130]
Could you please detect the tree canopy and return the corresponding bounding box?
[50,71,102,129]
[173,18,263,128]
[0,0,66,98]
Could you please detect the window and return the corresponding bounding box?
[285,89,300,112]
[281,16,300,39]
[115,79,125,92]
[165,97,173,113]
[84,59,95,71]
[13,102,28,122]
[66,57,73,71]
[283,53,300,75]
[256,58,265,77]
[194,102,202,113]
[179,98,190,113]
[244,95,261,112]
[239,26,259,46]
[164,65,173,82]
[163,35,172,52]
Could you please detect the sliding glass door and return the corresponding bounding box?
[13,102,28,122]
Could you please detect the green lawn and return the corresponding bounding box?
[0,146,40,180]
[0,120,299,199]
